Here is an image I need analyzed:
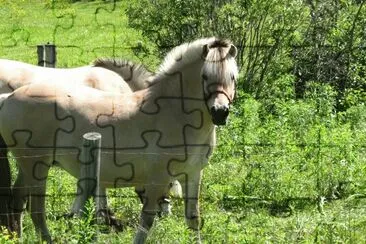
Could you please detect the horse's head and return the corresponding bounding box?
[201,39,239,125]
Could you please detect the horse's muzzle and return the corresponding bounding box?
[210,106,229,126]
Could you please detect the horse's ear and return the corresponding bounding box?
[229,44,237,58]
[202,44,209,59]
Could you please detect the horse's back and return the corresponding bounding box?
[0,59,36,92]
[0,82,147,182]
[0,58,132,94]
[0,82,133,143]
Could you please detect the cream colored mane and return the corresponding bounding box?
[155,37,238,85]
[156,37,216,75]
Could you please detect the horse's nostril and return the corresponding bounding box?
[210,106,230,125]
[210,106,229,116]
[223,107,229,117]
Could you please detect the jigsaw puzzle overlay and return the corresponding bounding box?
[0,3,238,241]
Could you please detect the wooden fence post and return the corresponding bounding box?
[37,43,56,67]
[71,132,101,219]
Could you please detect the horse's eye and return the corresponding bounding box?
[202,74,208,80]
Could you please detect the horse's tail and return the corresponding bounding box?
[0,133,13,231]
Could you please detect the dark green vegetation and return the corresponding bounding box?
[1,0,365,243]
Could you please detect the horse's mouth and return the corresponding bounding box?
[212,116,228,125]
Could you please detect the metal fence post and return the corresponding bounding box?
[37,43,56,67]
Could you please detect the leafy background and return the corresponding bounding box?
[0,0,365,243]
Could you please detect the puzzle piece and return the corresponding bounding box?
[94,1,117,26]
[52,7,75,40]
[5,86,77,157]
[9,28,31,47]
[91,2,121,59]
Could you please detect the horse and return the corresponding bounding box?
[0,57,180,233]
[0,58,154,94]
[0,58,155,231]
[0,37,238,243]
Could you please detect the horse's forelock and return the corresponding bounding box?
[204,44,234,63]
[203,44,238,87]
[208,39,231,49]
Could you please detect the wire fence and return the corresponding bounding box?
[0,1,366,242]
[0,45,365,240]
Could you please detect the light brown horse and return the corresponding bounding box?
[0,58,153,94]
[0,58,154,231]
[0,37,238,243]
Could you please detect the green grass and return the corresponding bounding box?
[0,0,159,68]
[1,0,366,243]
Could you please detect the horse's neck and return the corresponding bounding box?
[145,61,216,144]
[153,60,204,98]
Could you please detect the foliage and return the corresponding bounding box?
[0,227,17,244]
[127,0,366,109]
[1,0,366,243]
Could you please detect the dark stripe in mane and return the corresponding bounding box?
[92,58,154,90]
[209,39,231,48]
[93,58,151,74]
[204,38,233,63]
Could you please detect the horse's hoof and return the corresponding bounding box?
[158,197,172,217]
[41,234,53,244]
[97,209,124,232]
[57,212,75,220]
[109,216,124,232]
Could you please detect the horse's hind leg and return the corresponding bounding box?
[11,168,29,238]
[28,165,51,243]
[13,168,51,242]
[0,135,13,231]
[16,159,52,243]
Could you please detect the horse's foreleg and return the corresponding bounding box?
[182,170,202,244]
[136,185,171,217]
[134,186,167,244]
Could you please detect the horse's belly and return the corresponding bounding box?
[55,146,211,189]
[99,151,183,188]
[55,152,84,179]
